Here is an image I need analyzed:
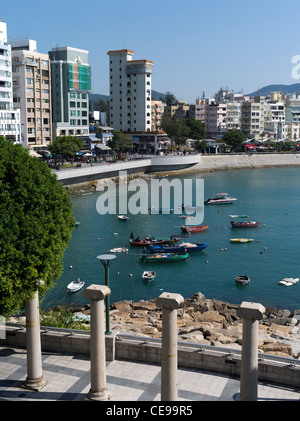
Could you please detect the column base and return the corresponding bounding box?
[85,387,112,401]
[21,375,48,392]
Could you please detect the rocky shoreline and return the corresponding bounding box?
[19,292,300,360]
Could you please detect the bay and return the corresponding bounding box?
[41,167,300,312]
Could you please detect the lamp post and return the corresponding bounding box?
[97,254,116,335]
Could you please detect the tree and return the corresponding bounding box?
[48,136,83,158]
[194,139,207,153]
[222,129,246,151]
[0,137,75,317]
[161,116,189,147]
[107,130,134,152]
[184,118,206,140]
[162,91,177,106]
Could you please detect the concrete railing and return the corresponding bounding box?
[2,323,300,388]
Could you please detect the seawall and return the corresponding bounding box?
[166,153,300,176]
[54,153,300,187]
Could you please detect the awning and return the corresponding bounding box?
[95,144,111,150]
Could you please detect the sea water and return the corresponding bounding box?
[41,166,300,311]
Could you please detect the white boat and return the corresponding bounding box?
[278,277,299,286]
[205,193,238,205]
[108,247,128,253]
[142,271,156,282]
[67,278,85,292]
[230,238,254,243]
[118,215,129,221]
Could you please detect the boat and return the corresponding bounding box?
[129,235,181,247]
[149,207,174,214]
[142,271,156,281]
[139,252,189,263]
[205,193,238,205]
[278,277,299,286]
[108,247,128,253]
[229,215,249,218]
[230,238,254,243]
[118,215,129,221]
[67,278,85,292]
[235,275,250,285]
[147,242,208,253]
[231,221,261,228]
[180,224,209,233]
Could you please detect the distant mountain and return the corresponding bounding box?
[248,84,300,97]
[89,90,167,104]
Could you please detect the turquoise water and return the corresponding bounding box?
[41,167,300,311]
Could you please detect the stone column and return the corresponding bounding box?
[23,290,47,391]
[156,292,184,401]
[237,301,265,401]
[83,284,111,401]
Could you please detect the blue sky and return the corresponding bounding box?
[3,0,300,102]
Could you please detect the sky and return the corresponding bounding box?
[3,0,300,103]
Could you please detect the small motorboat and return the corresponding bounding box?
[278,278,299,287]
[205,193,238,205]
[67,278,85,293]
[147,242,208,253]
[108,247,128,253]
[118,215,129,221]
[142,271,156,282]
[75,221,80,226]
[129,236,181,247]
[235,275,250,285]
[230,238,254,243]
[139,252,189,263]
[180,224,209,233]
[231,221,260,228]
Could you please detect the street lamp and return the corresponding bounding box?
[97,254,116,335]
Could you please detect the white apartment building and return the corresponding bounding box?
[205,98,227,138]
[151,100,163,132]
[0,20,20,143]
[107,49,153,133]
[226,102,241,130]
[241,97,270,139]
[11,39,52,149]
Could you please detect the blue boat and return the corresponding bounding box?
[146,242,208,254]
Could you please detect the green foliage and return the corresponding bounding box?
[162,91,177,106]
[107,130,134,151]
[0,138,75,317]
[40,308,89,330]
[161,116,189,146]
[194,139,207,152]
[184,118,206,140]
[222,129,246,150]
[48,136,83,158]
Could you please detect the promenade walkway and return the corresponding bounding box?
[1,346,300,402]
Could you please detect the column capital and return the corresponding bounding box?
[156,292,184,309]
[237,301,265,321]
[83,284,111,301]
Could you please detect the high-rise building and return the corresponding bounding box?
[49,47,91,141]
[0,20,21,143]
[107,49,153,133]
[11,39,51,149]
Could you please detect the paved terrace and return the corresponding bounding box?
[1,345,300,402]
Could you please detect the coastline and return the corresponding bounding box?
[62,152,300,194]
[10,292,300,359]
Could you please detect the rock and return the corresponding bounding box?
[193,311,226,324]
[277,309,292,318]
[185,292,206,307]
[260,342,292,357]
[199,299,215,313]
